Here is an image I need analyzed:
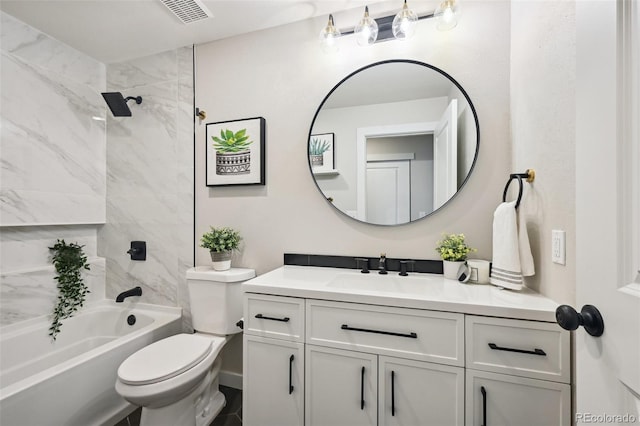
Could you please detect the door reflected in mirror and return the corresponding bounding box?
[308,60,479,226]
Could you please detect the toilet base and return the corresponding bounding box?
[138,360,226,426]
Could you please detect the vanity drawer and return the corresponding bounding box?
[306,300,464,366]
[465,316,570,383]
[244,294,305,342]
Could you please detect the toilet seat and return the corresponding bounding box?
[118,334,220,385]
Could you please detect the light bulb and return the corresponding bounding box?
[434,0,459,31]
[319,14,341,53]
[392,0,418,40]
[354,6,379,46]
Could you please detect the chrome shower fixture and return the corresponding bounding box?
[101,92,142,117]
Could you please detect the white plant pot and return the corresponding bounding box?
[442,260,464,280]
[210,251,232,271]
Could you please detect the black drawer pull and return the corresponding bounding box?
[488,342,546,356]
[341,324,417,339]
[360,366,366,410]
[289,354,294,394]
[255,313,290,322]
[481,386,487,426]
[391,370,396,416]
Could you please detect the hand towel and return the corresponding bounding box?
[490,201,535,290]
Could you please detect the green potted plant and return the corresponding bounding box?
[309,138,331,167]
[435,233,476,279]
[200,226,242,271]
[212,129,253,176]
[49,239,91,340]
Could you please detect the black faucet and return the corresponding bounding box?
[378,253,388,275]
[116,286,142,303]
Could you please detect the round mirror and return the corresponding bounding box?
[308,59,479,226]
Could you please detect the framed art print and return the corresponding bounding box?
[309,133,335,173]
[206,117,265,186]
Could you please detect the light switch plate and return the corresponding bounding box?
[552,230,566,265]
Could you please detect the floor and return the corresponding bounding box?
[114,386,242,426]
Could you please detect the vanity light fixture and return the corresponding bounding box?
[434,0,460,31]
[319,14,341,53]
[354,6,379,46]
[320,0,458,51]
[392,0,418,40]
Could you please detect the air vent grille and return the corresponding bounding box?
[159,0,212,24]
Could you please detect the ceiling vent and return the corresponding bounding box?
[159,0,213,24]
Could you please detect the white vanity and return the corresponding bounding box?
[242,265,571,426]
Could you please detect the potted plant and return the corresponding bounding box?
[212,128,253,175]
[435,233,476,279]
[309,137,331,167]
[200,226,241,271]
[49,239,91,340]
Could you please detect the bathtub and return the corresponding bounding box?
[0,300,182,426]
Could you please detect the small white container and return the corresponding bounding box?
[466,259,491,284]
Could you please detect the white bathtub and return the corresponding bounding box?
[0,300,182,426]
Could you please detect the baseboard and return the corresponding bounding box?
[219,370,242,390]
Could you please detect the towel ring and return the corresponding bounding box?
[503,175,524,209]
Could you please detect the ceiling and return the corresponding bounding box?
[0,0,424,64]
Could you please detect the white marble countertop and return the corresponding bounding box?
[243,265,561,322]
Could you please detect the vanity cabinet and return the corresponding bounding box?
[464,315,571,426]
[243,286,570,426]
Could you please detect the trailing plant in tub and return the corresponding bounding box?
[49,239,91,340]
[200,227,242,271]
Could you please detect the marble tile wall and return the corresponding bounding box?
[98,47,195,330]
[0,12,106,226]
[0,12,107,326]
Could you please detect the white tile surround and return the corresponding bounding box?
[98,46,195,329]
[1,11,194,329]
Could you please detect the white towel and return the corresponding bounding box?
[490,201,535,290]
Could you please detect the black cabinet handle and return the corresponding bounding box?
[341,324,417,339]
[488,343,546,356]
[481,386,487,426]
[255,313,290,322]
[360,366,365,410]
[391,370,396,416]
[289,354,294,394]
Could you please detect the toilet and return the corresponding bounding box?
[115,266,255,426]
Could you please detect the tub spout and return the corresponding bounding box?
[116,286,142,303]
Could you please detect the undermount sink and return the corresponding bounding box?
[326,272,444,295]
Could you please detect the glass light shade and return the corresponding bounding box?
[354,6,379,46]
[392,0,418,40]
[434,0,459,31]
[319,14,341,53]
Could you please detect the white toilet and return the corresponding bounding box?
[115,266,255,426]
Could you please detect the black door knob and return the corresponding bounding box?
[555,304,604,337]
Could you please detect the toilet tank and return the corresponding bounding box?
[186,266,255,335]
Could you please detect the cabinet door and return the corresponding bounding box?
[379,356,464,426]
[305,345,377,426]
[243,335,304,426]
[465,370,571,426]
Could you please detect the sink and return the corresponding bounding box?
[326,272,444,296]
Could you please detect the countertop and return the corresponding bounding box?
[242,265,561,322]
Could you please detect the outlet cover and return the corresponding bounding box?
[552,230,566,265]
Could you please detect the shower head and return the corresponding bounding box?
[101,92,142,117]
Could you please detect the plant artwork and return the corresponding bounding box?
[309,133,334,171]
[206,117,265,186]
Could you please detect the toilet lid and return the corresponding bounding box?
[118,334,214,385]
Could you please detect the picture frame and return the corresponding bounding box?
[206,117,265,186]
[309,133,335,173]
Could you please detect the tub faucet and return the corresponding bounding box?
[378,253,388,275]
[116,286,142,303]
